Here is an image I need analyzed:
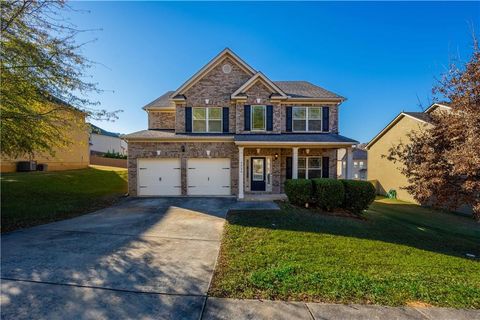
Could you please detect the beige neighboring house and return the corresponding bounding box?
[123,48,358,198]
[366,103,451,203]
[1,107,90,173]
[337,147,367,180]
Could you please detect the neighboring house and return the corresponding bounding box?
[337,147,367,180]
[1,107,90,172]
[89,124,128,155]
[366,103,451,203]
[123,48,358,198]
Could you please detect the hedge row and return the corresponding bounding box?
[284,178,376,214]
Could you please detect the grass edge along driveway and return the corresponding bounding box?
[1,166,128,233]
[209,198,480,309]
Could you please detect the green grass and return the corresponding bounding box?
[1,166,128,232]
[209,198,480,308]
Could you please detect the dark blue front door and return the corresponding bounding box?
[251,157,266,191]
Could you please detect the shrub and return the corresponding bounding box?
[103,150,127,159]
[284,179,313,206]
[312,178,345,211]
[341,180,376,214]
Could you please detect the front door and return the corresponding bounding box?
[251,157,266,191]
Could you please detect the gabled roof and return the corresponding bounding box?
[143,91,175,110]
[424,102,451,114]
[352,148,367,160]
[274,81,345,101]
[171,48,256,97]
[231,72,288,99]
[366,106,438,150]
[89,124,121,138]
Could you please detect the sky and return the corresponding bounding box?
[66,1,479,143]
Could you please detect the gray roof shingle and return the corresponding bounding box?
[273,81,344,100]
[234,133,358,144]
[143,91,174,110]
[403,112,432,123]
[122,130,358,144]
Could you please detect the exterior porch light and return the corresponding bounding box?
[156,150,161,156]
[256,98,261,104]
[205,99,210,104]
[256,148,261,154]
[206,150,211,157]
[181,145,185,152]
[274,153,279,160]
[306,148,310,154]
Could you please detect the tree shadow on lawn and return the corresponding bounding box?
[1,197,233,319]
[227,200,480,260]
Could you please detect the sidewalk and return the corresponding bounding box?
[201,297,480,320]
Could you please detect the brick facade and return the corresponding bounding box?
[148,111,175,130]
[128,141,238,196]
[128,140,338,196]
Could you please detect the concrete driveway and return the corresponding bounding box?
[1,197,235,320]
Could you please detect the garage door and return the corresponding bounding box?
[137,159,181,196]
[187,158,231,196]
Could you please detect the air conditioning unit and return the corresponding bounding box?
[37,163,48,171]
[17,161,37,172]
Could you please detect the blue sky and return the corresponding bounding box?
[67,1,479,142]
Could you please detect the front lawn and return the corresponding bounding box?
[210,198,480,308]
[1,166,128,232]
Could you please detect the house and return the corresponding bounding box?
[123,48,358,198]
[337,146,367,180]
[366,103,451,203]
[89,124,128,156]
[1,107,90,172]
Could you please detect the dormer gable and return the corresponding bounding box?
[172,48,256,97]
[231,72,288,100]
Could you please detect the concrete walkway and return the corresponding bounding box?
[1,198,478,319]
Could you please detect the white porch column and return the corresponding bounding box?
[292,147,299,179]
[238,146,244,199]
[346,147,353,179]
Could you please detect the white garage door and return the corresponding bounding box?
[187,158,231,196]
[137,159,181,196]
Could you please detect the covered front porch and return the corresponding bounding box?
[236,142,355,200]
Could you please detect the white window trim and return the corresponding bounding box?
[192,107,223,133]
[298,156,323,179]
[251,105,266,132]
[292,107,323,132]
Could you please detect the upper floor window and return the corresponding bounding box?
[354,161,358,167]
[251,105,266,131]
[298,157,322,179]
[193,107,222,132]
[359,161,364,168]
[293,107,322,132]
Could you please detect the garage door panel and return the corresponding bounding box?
[138,159,181,196]
[187,158,231,196]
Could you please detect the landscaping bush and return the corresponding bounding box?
[341,180,376,214]
[312,178,345,211]
[284,179,313,206]
[103,150,127,159]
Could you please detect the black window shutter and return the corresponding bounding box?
[222,107,229,133]
[185,107,192,132]
[266,105,273,131]
[286,157,292,179]
[322,106,330,132]
[244,105,251,131]
[322,157,330,178]
[286,107,292,132]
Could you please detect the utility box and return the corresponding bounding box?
[17,161,37,172]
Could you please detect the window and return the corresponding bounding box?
[251,105,266,131]
[292,107,322,132]
[298,157,322,179]
[359,161,364,168]
[354,161,358,167]
[192,107,222,132]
